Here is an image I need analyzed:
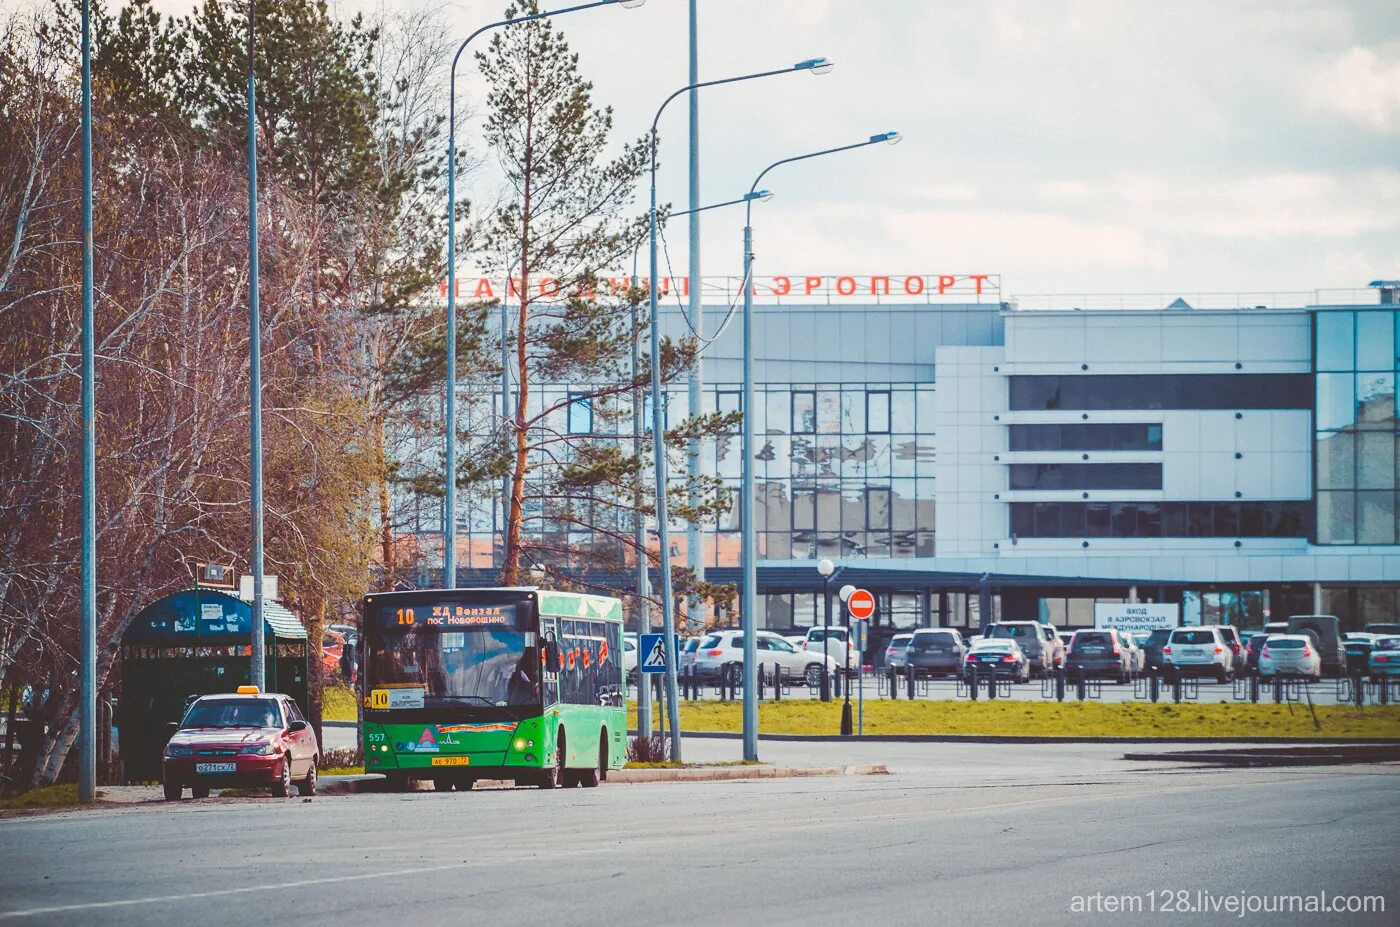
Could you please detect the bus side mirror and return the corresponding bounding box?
[545,640,561,673]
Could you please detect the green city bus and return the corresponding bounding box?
[360,587,626,790]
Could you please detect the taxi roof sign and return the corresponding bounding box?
[235,685,261,695]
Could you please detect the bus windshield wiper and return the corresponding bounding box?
[429,695,501,707]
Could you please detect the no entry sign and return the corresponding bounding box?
[846,588,876,620]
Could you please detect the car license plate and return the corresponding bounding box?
[195,762,236,774]
[431,756,470,766]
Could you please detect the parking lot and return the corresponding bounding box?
[1,740,1395,927]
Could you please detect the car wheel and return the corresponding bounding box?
[540,733,565,790]
[191,786,210,799]
[163,780,182,801]
[271,754,292,797]
[804,664,824,688]
[1214,666,1229,683]
[300,757,317,797]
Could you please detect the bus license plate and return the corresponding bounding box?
[195,763,236,774]
[431,757,470,766]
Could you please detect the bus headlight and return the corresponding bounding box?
[513,738,534,751]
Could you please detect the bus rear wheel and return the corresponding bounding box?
[577,734,604,788]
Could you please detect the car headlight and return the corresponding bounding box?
[165,744,193,758]
[239,742,279,756]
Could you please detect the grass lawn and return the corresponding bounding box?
[627,701,1400,740]
[322,684,358,722]
[0,784,102,810]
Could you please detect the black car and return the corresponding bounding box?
[1065,630,1133,682]
[1140,628,1173,672]
[1343,634,1377,674]
[905,629,967,678]
[1245,633,1269,674]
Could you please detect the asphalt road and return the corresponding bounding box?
[1,742,1396,927]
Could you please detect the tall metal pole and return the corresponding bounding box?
[737,131,899,757]
[630,266,652,738]
[684,0,704,630]
[445,2,636,590]
[247,0,266,690]
[78,0,96,803]
[500,299,510,566]
[739,215,758,762]
[821,576,832,701]
[648,138,683,761]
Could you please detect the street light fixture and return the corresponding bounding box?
[443,0,646,591]
[738,132,902,761]
[816,559,838,703]
[647,58,833,763]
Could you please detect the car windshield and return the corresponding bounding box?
[1374,637,1400,650]
[888,636,912,648]
[765,637,797,653]
[912,634,957,650]
[1171,630,1216,644]
[990,625,1033,638]
[1073,633,1112,648]
[182,699,279,729]
[370,628,539,707]
[1268,639,1305,649]
[808,629,847,642]
[700,635,720,648]
[973,641,1013,652]
[1146,630,1172,645]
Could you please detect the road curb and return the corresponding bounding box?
[661,731,1400,745]
[319,764,888,794]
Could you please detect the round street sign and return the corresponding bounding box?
[846,588,876,620]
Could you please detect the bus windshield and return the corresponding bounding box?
[369,628,540,708]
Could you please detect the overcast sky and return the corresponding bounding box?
[56,1,1400,298]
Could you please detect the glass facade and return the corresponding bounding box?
[1314,308,1400,545]
[1008,463,1162,491]
[409,382,940,570]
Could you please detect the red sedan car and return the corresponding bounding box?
[162,687,319,800]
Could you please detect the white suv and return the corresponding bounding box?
[693,630,839,686]
[801,626,856,668]
[1163,626,1234,682]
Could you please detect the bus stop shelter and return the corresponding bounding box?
[119,588,308,783]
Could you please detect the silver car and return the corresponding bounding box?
[884,633,913,674]
[691,629,838,686]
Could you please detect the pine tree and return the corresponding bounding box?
[469,3,735,618]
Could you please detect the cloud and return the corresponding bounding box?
[1306,43,1400,132]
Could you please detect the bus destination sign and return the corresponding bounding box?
[374,600,520,630]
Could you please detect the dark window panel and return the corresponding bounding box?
[1008,374,1313,411]
[1008,423,1163,451]
[1008,502,1310,538]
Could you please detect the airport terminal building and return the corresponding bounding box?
[420,275,1399,644]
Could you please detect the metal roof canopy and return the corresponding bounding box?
[123,588,307,643]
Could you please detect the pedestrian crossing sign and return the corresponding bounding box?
[640,633,667,673]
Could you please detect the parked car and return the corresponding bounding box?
[1367,636,1400,678]
[623,636,639,682]
[801,626,855,667]
[1065,630,1134,682]
[1216,626,1248,676]
[1343,633,1378,675]
[692,629,838,685]
[162,687,319,800]
[1140,628,1173,672]
[1119,633,1146,675]
[985,621,1061,676]
[1163,626,1234,682]
[1263,621,1289,635]
[1286,615,1344,677]
[884,633,913,674]
[905,629,967,678]
[962,639,1031,683]
[1245,633,1269,674]
[1258,634,1322,682]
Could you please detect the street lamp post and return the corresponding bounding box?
[628,191,765,739]
[246,0,266,691]
[444,0,646,590]
[739,131,902,759]
[649,58,832,763]
[78,0,96,803]
[817,559,836,702]
[838,583,856,736]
